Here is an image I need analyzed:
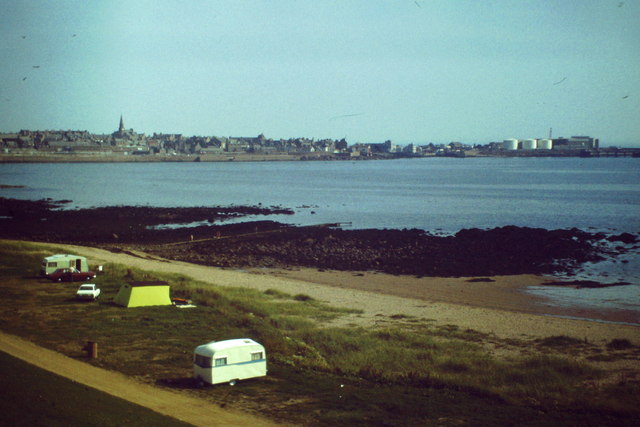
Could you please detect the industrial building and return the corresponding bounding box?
[502,136,598,151]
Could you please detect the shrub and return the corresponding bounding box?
[264,288,290,299]
[535,335,585,347]
[607,338,633,350]
[438,360,471,373]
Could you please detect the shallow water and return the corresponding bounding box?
[526,283,640,325]
[527,284,640,312]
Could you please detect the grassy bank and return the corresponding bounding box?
[0,352,189,426]
[1,240,638,425]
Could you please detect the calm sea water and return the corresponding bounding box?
[1,157,638,233]
[1,157,639,319]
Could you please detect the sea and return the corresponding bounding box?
[1,157,639,323]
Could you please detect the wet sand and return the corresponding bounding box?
[266,268,640,325]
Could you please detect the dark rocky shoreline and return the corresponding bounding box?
[1,197,636,279]
[158,225,633,278]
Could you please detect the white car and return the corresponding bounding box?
[76,284,101,301]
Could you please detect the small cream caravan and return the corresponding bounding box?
[193,339,267,385]
[41,254,89,276]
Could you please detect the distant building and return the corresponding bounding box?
[499,135,598,152]
[553,136,599,150]
[369,140,399,154]
[111,115,146,147]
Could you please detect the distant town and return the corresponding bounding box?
[1,116,638,161]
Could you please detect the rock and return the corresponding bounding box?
[0,197,617,278]
[607,233,637,244]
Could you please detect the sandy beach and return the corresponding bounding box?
[46,242,639,345]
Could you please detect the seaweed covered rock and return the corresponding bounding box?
[0,197,629,278]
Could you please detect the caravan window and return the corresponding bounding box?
[251,351,263,361]
[48,262,57,268]
[194,354,212,368]
[214,357,227,367]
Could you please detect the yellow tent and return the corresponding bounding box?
[113,281,172,308]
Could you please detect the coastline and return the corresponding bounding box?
[0,152,307,163]
[254,267,640,326]
[1,196,637,329]
[29,241,640,343]
[0,197,620,278]
[2,149,638,164]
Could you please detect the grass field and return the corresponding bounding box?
[1,240,639,425]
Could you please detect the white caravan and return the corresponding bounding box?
[41,254,89,276]
[193,338,267,385]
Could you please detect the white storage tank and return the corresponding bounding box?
[537,139,553,150]
[522,139,537,150]
[503,139,519,150]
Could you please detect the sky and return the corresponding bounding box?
[1,1,639,146]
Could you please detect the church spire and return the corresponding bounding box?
[119,115,125,133]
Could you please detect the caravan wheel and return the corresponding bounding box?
[229,379,237,386]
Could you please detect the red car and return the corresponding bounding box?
[48,268,96,282]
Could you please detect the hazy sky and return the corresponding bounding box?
[1,1,639,146]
